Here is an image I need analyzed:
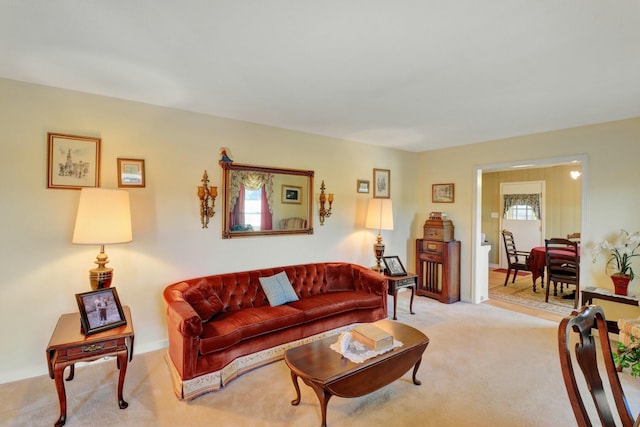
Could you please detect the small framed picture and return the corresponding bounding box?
[281,185,302,204]
[75,287,127,335]
[382,256,407,276]
[373,168,390,198]
[117,158,145,188]
[47,133,101,189]
[432,183,455,203]
[357,179,370,193]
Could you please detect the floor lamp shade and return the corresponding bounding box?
[365,199,394,272]
[73,188,132,290]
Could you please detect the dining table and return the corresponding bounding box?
[529,245,581,287]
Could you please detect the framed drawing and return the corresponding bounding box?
[281,185,302,204]
[382,256,407,276]
[117,158,145,188]
[432,183,455,203]
[357,179,370,194]
[75,287,127,335]
[47,132,101,189]
[373,168,390,198]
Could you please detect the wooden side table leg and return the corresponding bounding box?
[412,357,423,386]
[392,290,399,320]
[116,350,129,409]
[53,362,69,427]
[409,285,415,315]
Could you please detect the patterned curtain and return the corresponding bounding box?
[502,193,541,219]
[228,171,274,213]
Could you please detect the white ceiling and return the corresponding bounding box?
[1,1,639,152]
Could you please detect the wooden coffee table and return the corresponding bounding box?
[284,320,429,427]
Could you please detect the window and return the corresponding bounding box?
[505,204,538,220]
[244,188,263,230]
[503,193,541,220]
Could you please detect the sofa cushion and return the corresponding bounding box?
[183,280,225,321]
[326,263,355,292]
[259,271,299,306]
[200,320,243,354]
[288,292,371,322]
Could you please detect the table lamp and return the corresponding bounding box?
[72,188,132,290]
[365,199,394,272]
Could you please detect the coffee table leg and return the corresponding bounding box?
[412,357,423,386]
[290,371,302,405]
[306,381,332,427]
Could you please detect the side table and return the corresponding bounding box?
[386,273,417,320]
[581,287,640,334]
[46,305,135,426]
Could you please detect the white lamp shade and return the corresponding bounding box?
[365,199,394,231]
[72,188,133,244]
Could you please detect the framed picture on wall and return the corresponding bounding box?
[373,168,390,198]
[281,185,302,204]
[357,179,370,193]
[47,133,101,189]
[432,183,455,203]
[117,158,145,188]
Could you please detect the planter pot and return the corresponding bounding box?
[611,274,632,296]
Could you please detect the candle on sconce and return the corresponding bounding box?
[328,194,334,203]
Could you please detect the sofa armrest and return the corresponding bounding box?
[166,300,203,337]
[354,267,388,296]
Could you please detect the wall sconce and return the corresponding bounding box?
[318,180,334,225]
[198,170,217,228]
[570,170,582,180]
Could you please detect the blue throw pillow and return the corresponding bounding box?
[259,271,299,306]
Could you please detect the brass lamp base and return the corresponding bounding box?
[88,246,113,290]
[372,234,385,273]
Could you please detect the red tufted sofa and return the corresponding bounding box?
[163,262,388,399]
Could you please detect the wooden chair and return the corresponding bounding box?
[558,305,635,427]
[567,232,581,244]
[501,230,533,286]
[545,238,580,308]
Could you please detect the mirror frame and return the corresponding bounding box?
[221,162,314,238]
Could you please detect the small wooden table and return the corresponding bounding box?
[46,306,134,426]
[581,287,640,333]
[284,320,429,427]
[386,273,417,320]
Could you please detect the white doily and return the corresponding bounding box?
[330,331,403,363]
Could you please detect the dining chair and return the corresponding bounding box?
[558,305,635,427]
[545,238,579,308]
[501,230,533,286]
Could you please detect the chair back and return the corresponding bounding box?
[502,230,523,263]
[558,305,634,427]
[545,238,579,284]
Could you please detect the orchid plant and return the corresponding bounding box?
[591,230,640,279]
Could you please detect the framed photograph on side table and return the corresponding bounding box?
[75,287,127,335]
[373,168,390,198]
[382,256,407,276]
[117,158,145,188]
[47,133,101,189]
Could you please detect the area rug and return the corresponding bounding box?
[489,269,575,316]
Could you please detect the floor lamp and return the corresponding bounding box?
[365,199,394,272]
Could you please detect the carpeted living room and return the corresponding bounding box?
[2,2,640,427]
[3,290,639,427]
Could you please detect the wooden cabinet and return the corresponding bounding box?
[415,239,460,303]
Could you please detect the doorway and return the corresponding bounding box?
[471,155,587,304]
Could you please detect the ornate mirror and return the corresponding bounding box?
[221,163,314,238]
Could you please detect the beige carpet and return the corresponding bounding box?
[2,292,639,427]
[489,269,575,316]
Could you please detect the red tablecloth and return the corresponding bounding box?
[529,246,581,283]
